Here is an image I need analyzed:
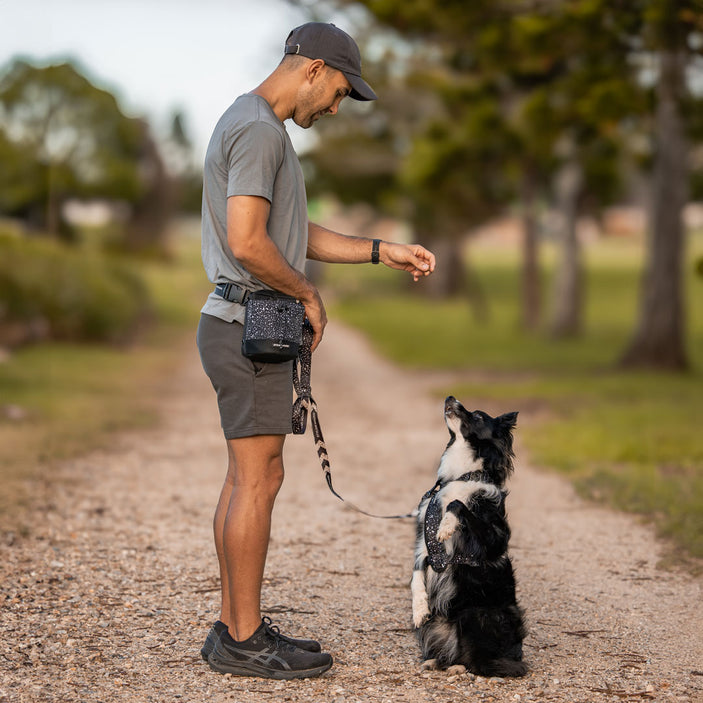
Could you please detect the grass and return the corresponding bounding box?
[0,218,211,523]
[326,231,703,569]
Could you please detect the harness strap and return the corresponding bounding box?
[292,323,417,520]
[423,471,497,572]
[424,491,481,572]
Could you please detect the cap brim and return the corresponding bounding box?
[345,72,377,101]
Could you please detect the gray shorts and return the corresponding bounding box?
[196,313,293,439]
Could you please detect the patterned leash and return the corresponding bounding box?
[292,322,417,520]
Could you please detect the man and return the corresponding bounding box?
[196,22,435,680]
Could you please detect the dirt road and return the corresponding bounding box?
[1,321,701,702]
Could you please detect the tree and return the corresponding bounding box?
[304,1,700,363]
[303,21,520,300]
[163,110,203,214]
[346,1,638,334]
[618,2,700,370]
[512,5,637,337]
[0,59,171,250]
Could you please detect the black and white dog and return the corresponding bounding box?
[411,396,527,677]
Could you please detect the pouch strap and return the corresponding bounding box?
[214,282,250,305]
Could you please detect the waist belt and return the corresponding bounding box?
[214,282,250,305]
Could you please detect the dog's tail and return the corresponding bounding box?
[474,657,528,678]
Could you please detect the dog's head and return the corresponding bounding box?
[441,396,518,486]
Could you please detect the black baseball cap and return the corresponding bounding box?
[284,22,377,101]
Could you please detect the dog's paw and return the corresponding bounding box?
[411,570,430,628]
[436,512,459,542]
[421,659,439,671]
[412,599,430,628]
[445,664,466,676]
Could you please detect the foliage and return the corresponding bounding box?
[0,61,141,226]
[0,59,175,249]
[0,231,151,344]
[312,0,650,226]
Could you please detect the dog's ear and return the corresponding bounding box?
[496,411,518,432]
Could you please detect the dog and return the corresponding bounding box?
[411,396,527,677]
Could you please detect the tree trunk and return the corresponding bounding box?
[619,49,689,371]
[420,236,465,299]
[45,164,61,238]
[550,160,584,338]
[521,167,541,331]
[419,235,489,321]
[125,121,173,254]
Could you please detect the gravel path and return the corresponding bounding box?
[1,321,702,703]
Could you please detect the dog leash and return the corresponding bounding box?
[292,322,417,520]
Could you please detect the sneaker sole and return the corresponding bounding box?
[207,651,332,680]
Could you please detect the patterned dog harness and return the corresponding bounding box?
[423,471,488,572]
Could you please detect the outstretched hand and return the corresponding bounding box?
[381,242,436,282]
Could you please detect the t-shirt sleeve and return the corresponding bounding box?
[226,121,283,203]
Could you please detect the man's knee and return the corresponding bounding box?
[258,458,285,495]
[227,435,285,495]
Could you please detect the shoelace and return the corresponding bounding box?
[262,616,282,634]
[261,617,296,652]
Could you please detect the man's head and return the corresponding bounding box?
[284,22,377,102]
[280,55,351,129]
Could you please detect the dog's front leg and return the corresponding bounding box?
[411,568,430,628]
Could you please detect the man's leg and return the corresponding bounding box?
[207,435,332,678]
[213,434,285,642]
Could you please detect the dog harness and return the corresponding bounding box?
[423,471,489,572]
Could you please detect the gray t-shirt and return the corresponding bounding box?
[200,94,308,323]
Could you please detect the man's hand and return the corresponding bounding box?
[300,286,327,352]
[380,242,436,282]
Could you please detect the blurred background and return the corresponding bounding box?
[0,0,701,566]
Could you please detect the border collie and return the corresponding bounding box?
[411,396,527,677]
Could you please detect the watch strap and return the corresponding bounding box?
[371,239,381,264]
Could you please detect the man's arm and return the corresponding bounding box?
[307,222,436,282]
[227,195,327,351]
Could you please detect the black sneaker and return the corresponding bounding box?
[200,618,321,660]
[207,621,333,679]
[200,620,228,661]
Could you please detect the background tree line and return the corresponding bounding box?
[300,0,703,371]
[0,58,202,252]
[0,58,203,347]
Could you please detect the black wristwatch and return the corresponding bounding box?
[371,239,381,264]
